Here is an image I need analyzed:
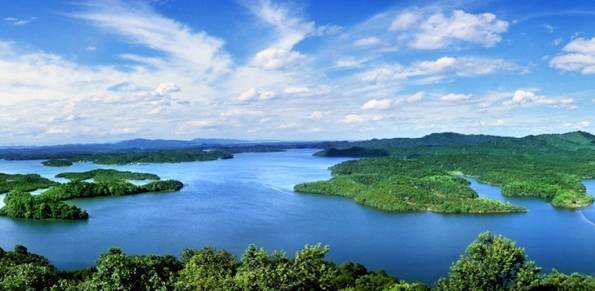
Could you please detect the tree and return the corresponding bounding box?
[175,247,237,290]
[435,232,541,290]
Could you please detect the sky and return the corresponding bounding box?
[1,0,594,145]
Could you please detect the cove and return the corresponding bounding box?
[0,149,593,284]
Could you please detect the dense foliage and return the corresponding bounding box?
[0,191,88,220]
[0,233,592,290]
[39,148,233,167]
[56,169,160,183]
[314,131,595,209]
[0,169,183,221]
[0,173,57,193]
[41,159,73,167]
[314,146,389,158]
[295,158,525,214]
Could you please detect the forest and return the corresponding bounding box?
[310,131,595,209]
[0,232,592,290]
[295,158,526,214]
[0,169,183,220]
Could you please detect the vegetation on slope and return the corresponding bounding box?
[0,173,57,193]
[0,232,592,290]
[0,191,88,220]
[41,159,73,167]
[56,169,160,182]
[314,131,595,209]
[0,169,183,221]
[41,148,233,167]
[314,146,389,158]
[295,158,525,214]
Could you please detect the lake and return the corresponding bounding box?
[0,149,593,284]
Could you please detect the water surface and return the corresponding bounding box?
[0,149,593,284]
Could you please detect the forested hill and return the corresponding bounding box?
[316,132,502,151]
[316,131,595,157]
[308,131,595,209]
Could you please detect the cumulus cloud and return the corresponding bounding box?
[440,93,471,102]
[390,10,508,49]
[360,56,522,82]
[236,88,276,102]
[340,114,383,124]
[307,111,323,120]
[354,36,381,47]
[550,37,595,74]
[248,0,339,70]
[503,90,576,109]
[362,98,393,110]
[253,47,305,70]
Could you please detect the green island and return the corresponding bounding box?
[41,159,73,167]
[0,173,58,193]
[0,232,592,290]
[41,148,233,167]
[56,169,160,182]
[304,131,595,210]
[0,169,183,220]
[295,158,525,214]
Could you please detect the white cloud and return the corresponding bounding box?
[4,17,36,26]
[307,111,323,120]
[335,57,368,68]
[390,10,421,30]
[390,10,508,49]
[283,87,310,95]
[440,93,471,102]
[154,83,181,96]
[340,114,383,124]
[542,24,554,33]
[248,0,339,70]
[354,36,381,47]
[73,1,232,79]
[253,47,305,70]
[550,37,595,74]
[504,90,576,109]
[360,56,521,82]
[236,88,276,102]
[362,98,393,110]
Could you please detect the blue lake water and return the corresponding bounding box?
[0,149,593,284]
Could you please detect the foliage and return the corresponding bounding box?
[295,159,526,214]
[313,131,595,209]
[56,169,160,183]
[435,232,541,290]
[0,173,58,193]
[0,233,593,290]
[0,191,88,220]
[0,169,182,221]
[315,146,389,158]
[41,159,73,167]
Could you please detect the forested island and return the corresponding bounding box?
[41,148,233,167]
[303,131,595,210]
[0,232,592,290]
[0,169,183,220]
[295,159,525,214]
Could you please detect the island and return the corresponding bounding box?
[305,131,595,210]
[0,173,58,193]
[41,159,73,167]
[41,148,234,167]
[0,169,183,221]
[295,158,525,214]
[0,232,592,290]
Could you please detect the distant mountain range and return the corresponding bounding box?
[0,131,593,159]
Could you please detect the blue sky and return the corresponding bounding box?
[1,0,594,145]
